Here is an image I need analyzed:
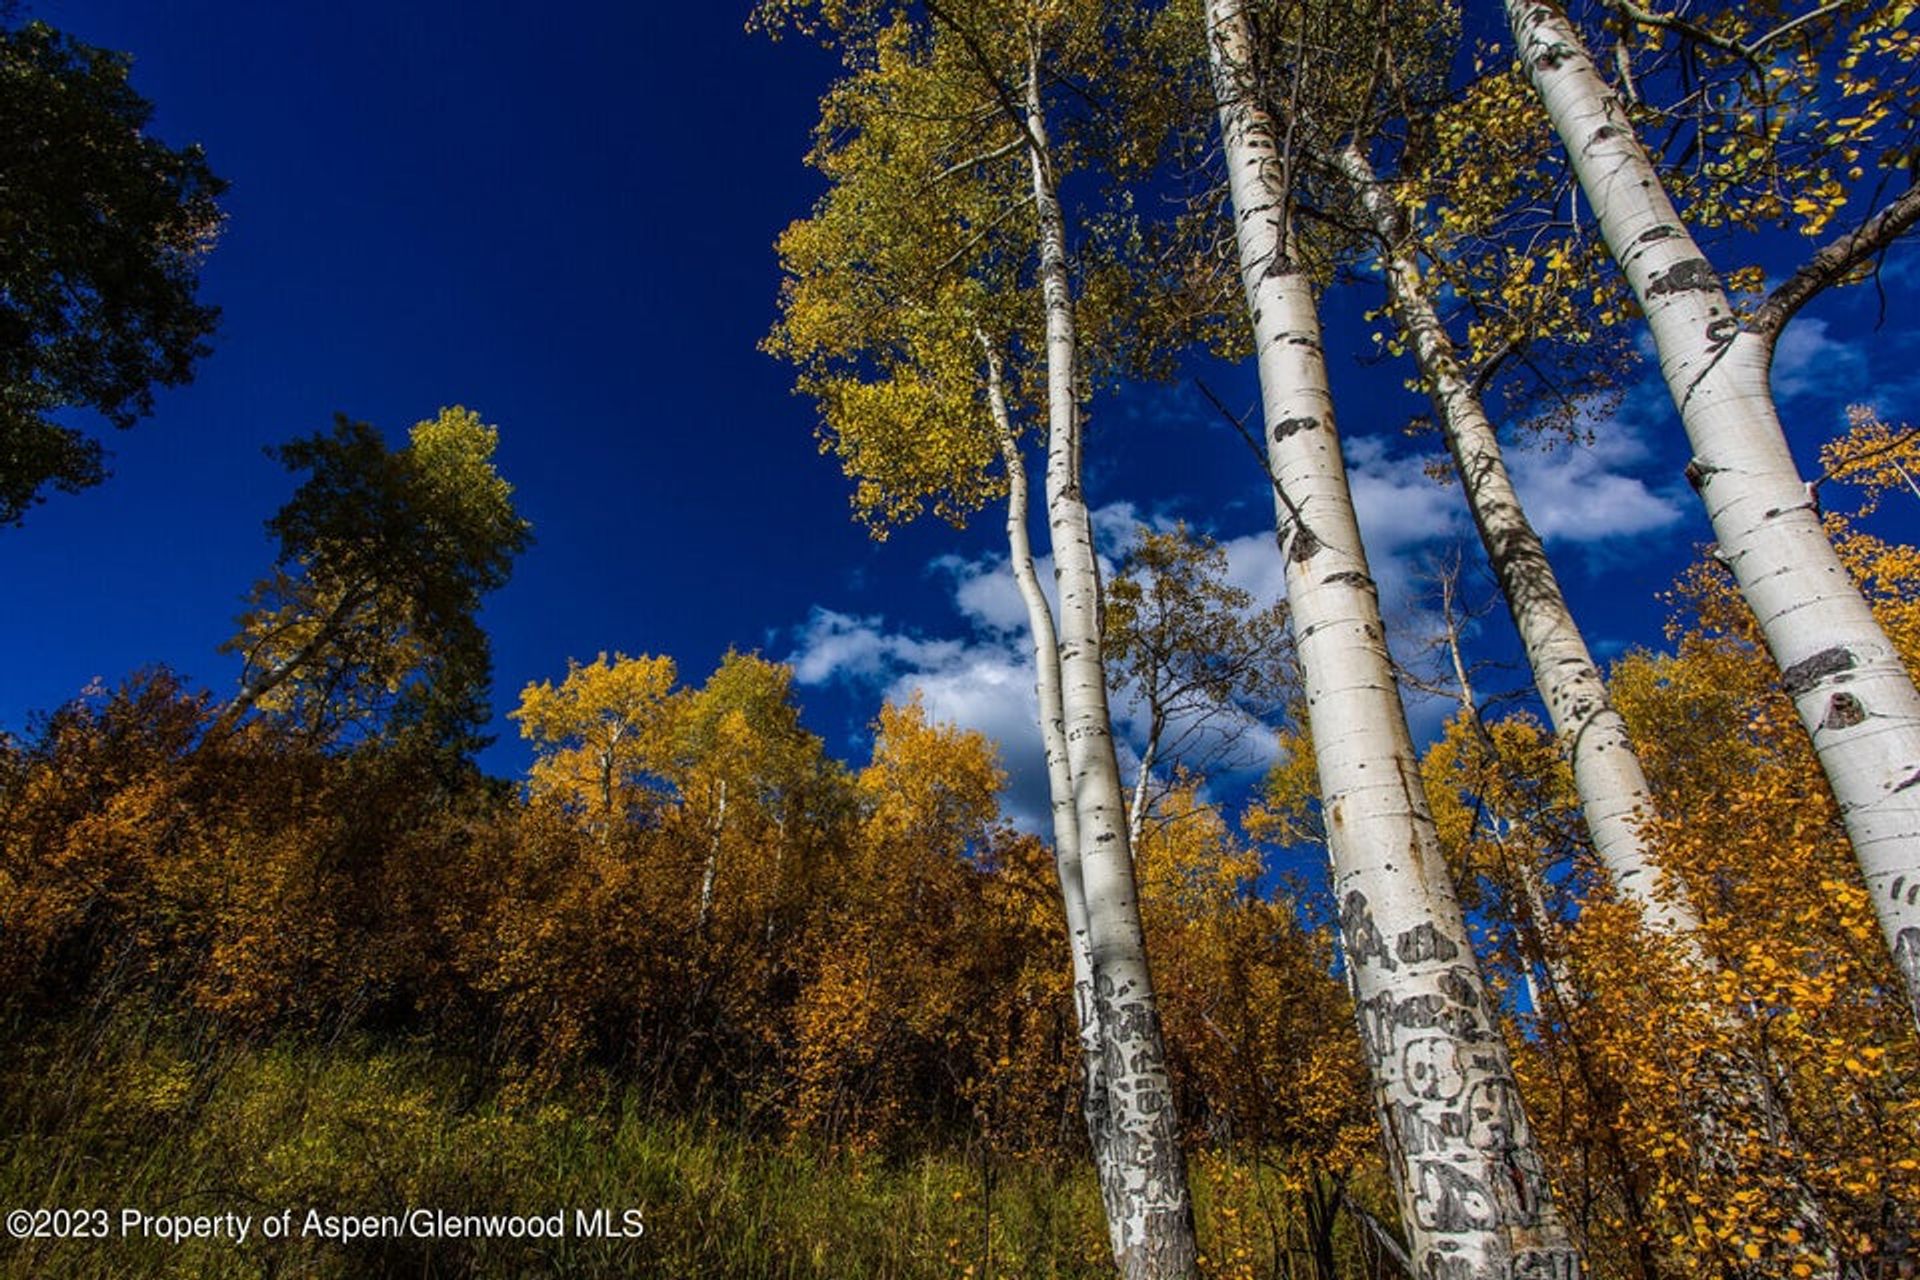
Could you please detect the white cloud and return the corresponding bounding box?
[897,652,1052,827]
[786,604,1054,831]
[786,609,967,686]
[933,552,1049,637]
[1337,405,1683,568]
[1303,418,1680,727]
[784,419,1682,834]
[1089,499,1159,549]
[1507,430,1683,545]
[787,494,1282,833]
[1217,529,1288,608]
[1343,435,1469,557]
[1772,316,1871,403]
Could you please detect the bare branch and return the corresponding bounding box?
[1194,377,1316,544]
[1751,183,1920,351]
[923,135,1028,188]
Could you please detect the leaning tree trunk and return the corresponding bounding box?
[1128,717,1163,852]
[981,334,1120,1222]
[1023,53,1198,1280]
[210,576,376,741]
[1432,572,1680,1280]
[1334,141,1700,941]
[1511,0,1920,1028]
[1209,4,1582,1275]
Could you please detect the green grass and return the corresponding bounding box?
[0,1019,1122,1279]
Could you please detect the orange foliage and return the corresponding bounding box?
[1415,505,1920,1276]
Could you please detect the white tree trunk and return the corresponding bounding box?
[981,336,1119,1220]
[1335,142,1700,941]
[697,778,726,932]
[1210,5,1580,1275]
[1128,722,1161,853]
[1024,56,1197,1280]
[1511,0,1920,1028]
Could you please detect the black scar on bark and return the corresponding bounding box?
[1417,1160,1500,1233]
[1341,890,1396,971]
[1781,646,1856,696]
[1358,980,1487,1050]
[1637,225,1683,243]
[1647,258,1718,297]
[1397,922,1461,964]
[1272,416,1317,441]
[1683,458,1723,491]
[1436,968,1484,1020]
[1823,692,1867,730]
[1323,570,1373,591]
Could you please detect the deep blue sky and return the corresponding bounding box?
[4,2,1916,834]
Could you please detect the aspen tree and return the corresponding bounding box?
[981,336,1118,1206]
[1104,524,1293,850]
[1208,2,1581,1273]
[761,8,1197,1270]
[1337,26,1845,1269]
[1011,34,1197,1266]
[1335,143,1698,938]
[511,651,678,833]
[1511,0,1920,1028]
[666,654,825,937]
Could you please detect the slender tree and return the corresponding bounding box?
[1510,0,1920,1027]
[1208,2,1581,1273]
[761,7,1198,1269]
[981,334,1118,1205]
[1009,31,1198,1268]
[1104,523,1294,849]
[1335,142,1699,938]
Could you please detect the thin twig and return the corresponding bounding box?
[1194,377,1314,543]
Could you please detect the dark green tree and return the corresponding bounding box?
[0,12,226,525]
[217,407,532,756]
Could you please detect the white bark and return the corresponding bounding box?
[1023,54,1197,1280]
[212,575,377,740]
[1210,5,1580,1276]
[1511,0,1920,1028]
[697,778,725,932]
[1335,142,1700,941]
[981,336,1119,1221]
[1128,720,1162,853]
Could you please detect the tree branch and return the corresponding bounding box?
[1195,377,1323,559]
[1340,1188,1415,1277]
[923,135,1028,189]
[1751,183,1920,351]
[921,0,1049,165]
[1606,0,1762,73]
